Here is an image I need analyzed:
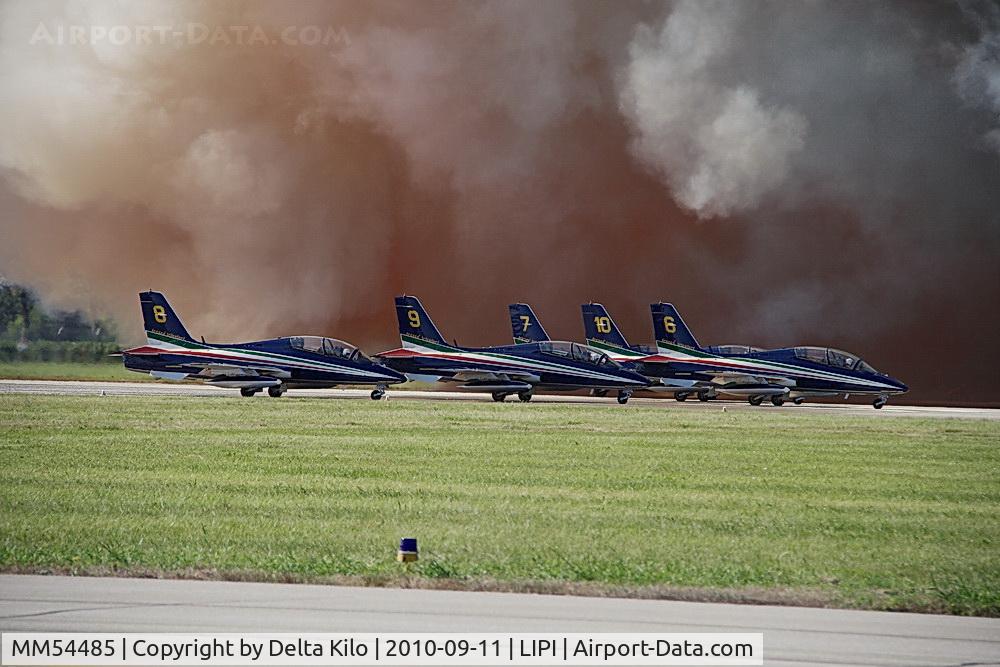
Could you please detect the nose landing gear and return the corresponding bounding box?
[370,384,388,400]
[873,395,888,409]
[617,389,632,405]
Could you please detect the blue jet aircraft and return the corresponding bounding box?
[121,291,405,399]
[579,302,783,401]
[647,303,908,408]
[511,302,773,400]
[377,296,648,403]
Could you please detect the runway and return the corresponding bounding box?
[1,576,997,666]
[1,378,997,420]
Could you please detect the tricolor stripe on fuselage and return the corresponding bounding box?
[384,334,644,386]
[129,331,399,380]
[588,337,899,393]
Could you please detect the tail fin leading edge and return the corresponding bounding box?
[395,296,448,348]
[581,303,631,351]
[508,303,550,344]
[140,291,194,344]
[650,302,701,351]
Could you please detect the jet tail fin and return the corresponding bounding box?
[581,303,632,352]
[395,296,448,348]
[140,291,194,344]
[650,302,701,351]
[508,303,550,344]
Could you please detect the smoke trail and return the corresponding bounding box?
[0,1,997,402]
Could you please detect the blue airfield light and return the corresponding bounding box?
[397,537,418,563]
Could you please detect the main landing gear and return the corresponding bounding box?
[675,392,689,402]
[370,384,388,401]
[240,385,286,398]
[873,395,888,410]
[492,391,507,402]
[770,395,785,406]
[517,392,533,402]
[617,389,632,405]
[748,395,764,406]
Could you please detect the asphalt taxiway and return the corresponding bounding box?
[1,379,997,420]
[1,576,998,666]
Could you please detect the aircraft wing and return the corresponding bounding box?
[174,362,292,379]
[705,370,792,386]
[444,368,542,384]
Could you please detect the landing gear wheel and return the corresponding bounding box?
[240,387,257,397]
[370,389,385,401]
[793,397,805,405]
[675,392,689,402]
[517,392,532,402]
[873,396,887,409]
[617,389,632,405]
[268,385,285,398]
[491,392,507,402]
[748,395,764,406]
[698,392,711,402]
[770,395,785,406]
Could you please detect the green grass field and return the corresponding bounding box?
[1,394,997,615]
[0,361,148,382]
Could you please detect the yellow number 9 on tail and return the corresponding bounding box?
[407,309,421,328]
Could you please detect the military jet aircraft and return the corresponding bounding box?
[377,296,648,403]
[580,303,752,401]
[121,291,405,399]
[649,303,908,409]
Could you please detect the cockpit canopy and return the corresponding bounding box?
[288,336,366,362]
[793,346,878,373]
[706,344,765,355]
[538,341,616,367]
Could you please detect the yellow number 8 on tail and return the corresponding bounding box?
[152,305,167,324]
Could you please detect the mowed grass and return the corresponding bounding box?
[1,395,997,615]
[0,361,149,382]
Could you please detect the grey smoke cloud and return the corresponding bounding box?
[621,1,807,218]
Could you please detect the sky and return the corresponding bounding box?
[1,0,998,404]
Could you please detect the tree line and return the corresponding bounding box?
[0,281,120,362]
